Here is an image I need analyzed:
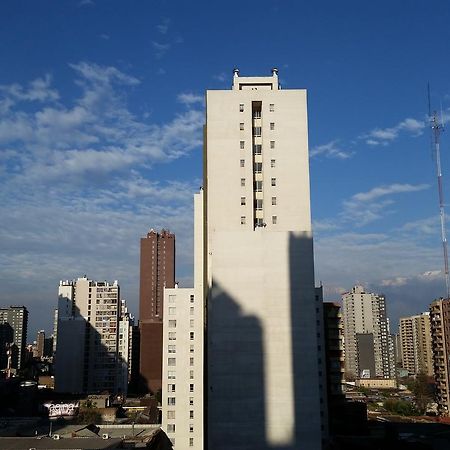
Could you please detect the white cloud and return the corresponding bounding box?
[0,74,59,105]
[213,73,227,82]
[152,41,171,58]
[310,140,354,159]
[352,183,429,202]
[157,18,170,34]
[177,92,204,106]
[363,117,425,146]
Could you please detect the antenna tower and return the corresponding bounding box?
[429,85,450,299]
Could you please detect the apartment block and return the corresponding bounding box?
[54,277,129,394]
[342,285,395,379]
[399,312,433,377]
[0,306,28,372]
[162,191,204,449]
[430,298,450,414]
[205,69,324,449]
[139,229,175,394]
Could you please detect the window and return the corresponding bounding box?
[240,140,245,149]
[190,344,194,353]
[190,383,194,392]
[168,345,176,353]
[168,358,176,366]
[168,332,176,340]
[241,197,246,206]
[254,162,262,173]
[190,331,195,340]
[270,122,275,130]
[190,294,194,303]
[190,319,194,327]
[190,437,194,447]
[271,159,276,168]
[254,180,263,192]
[169,320,176,328]
[190,410,194,419]
[167,424,175,433]
[168,295,176,303]
[168,384,176,392]
[270,140,275,149]
[239,103,244,112]
[190,357,194,366]
[168,397,176,406]
[168,371,176,379]
[255,199,263,210]
[253,110,261,118]
[167,410,175,419]
[253,126,261,136]
[269,103,274,112]
[241,216,246,225]
[190,306,194,315]
[272,196,277,206]
[272,216,277,224]
[271,178,276,186]
[240,159,245,167]
[253,144,262,155]
[168,307,176,315]
[189,397,194,406]
[189,424,194,432]
[241,178,245,187]
[190,369,194,379]
[240,122,244,130]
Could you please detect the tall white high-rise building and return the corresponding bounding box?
[205,69,324,449]
[342,285,395,380]
[54,277,129,394]
[162,192,204,449]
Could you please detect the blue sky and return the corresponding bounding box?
[1,0,450,337]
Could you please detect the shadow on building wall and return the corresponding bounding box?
[207,233,322,450]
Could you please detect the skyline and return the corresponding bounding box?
[1,0,450,335]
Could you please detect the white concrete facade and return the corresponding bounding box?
[162,192,204,450]
[205,70,323,449]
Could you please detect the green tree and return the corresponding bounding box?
[411,372,434,414]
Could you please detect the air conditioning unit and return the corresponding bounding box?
[102,433,109,440]
[52,434,60,440]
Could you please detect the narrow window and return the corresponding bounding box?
[271,178,276,186]
[241,178,245,187]
[272,196,277,206]
[190,357,194,366]
[168,397,176,405]
[167,410,175,419]
[241,197,246,206]
[190,410,194,419]
[167,424,175,433]
[253,144,262,155]
[190,306,194,315]
[190,331,195,340]
[168,384,176,392]
[270,122,275,130]
[269,103,274,112]
[255,199,263,210]
[239,103,244,112]
[169,320,176,328]
[254,162,262,173]
[190,384,194,392]
[240,140,245,149]
[240,159,245,167]
[253,126,261,136]
[168,358,176,366]
[189,397,194,406]
[190,437,194,447]
[254,181,263,192]
[241,216,246,225]
[190,319,194,327]
[168,307,176,315]
[270,141,275,149]
[271,159,276,168]
[190,294,194,303]
[190,369,194,379]
[272,215,277,224]
[240,122,244,131]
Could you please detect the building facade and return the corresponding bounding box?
[139,229,175,394]
[342,285,395,380]
[399,312,433,377]
[0,306,28,372]
[430,298,450,414]
[54,277,128,394]
[205,69,324,449]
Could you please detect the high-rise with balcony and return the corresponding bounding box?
[430,298,450,415]
[54,277,128,394]
[399,312,433,377]
[139,229,175,394]
[205,69,324,449]
[342,285,395,380]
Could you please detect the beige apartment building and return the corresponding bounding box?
[205,69,324,449]
[430,298,450,415]
[399,312,433,377]
[342,285,395,380]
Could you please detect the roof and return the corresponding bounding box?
[0,437,123,449]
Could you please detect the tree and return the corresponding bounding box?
[411,372,434,414]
